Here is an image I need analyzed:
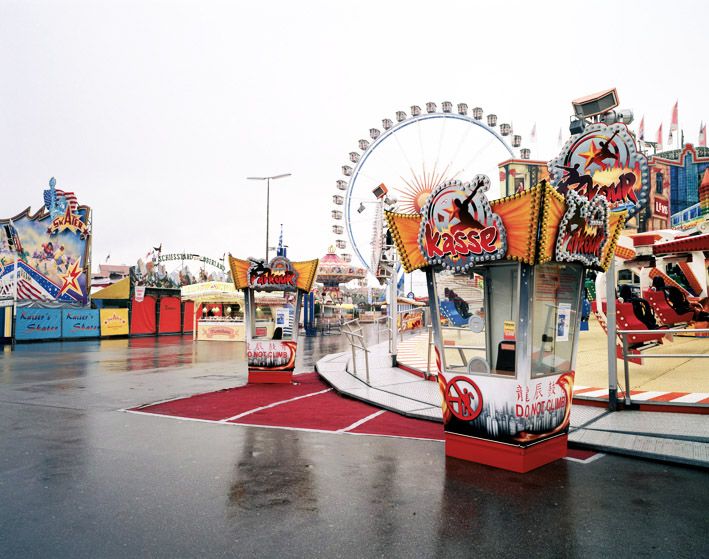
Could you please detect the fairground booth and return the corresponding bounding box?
[229,255,318,383]
[180,281,245,341]
[92,266,185,337]
[1,178,99,344]
[384,117,641,472]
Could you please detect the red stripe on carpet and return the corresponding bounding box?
[646,392,687,402]
[132,372,327,421]
[566,448,598,461]
[349,411,444,440]
[230,391,383,431]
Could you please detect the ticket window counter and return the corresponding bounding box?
[428,261,584,473]
[434,262,583,381]
[435,264,519,378]
[251,302,277,340]
[243,289,301,384]
[229,255,320,385]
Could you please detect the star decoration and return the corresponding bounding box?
[58,258,83,298]
[579,140,601,172]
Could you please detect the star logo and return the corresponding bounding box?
[58,258,83,298]
[579,140,602,172]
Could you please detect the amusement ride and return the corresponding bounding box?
[331,102,533,281]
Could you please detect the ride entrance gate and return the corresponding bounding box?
[229,255,318,384]
[386,175,626,472]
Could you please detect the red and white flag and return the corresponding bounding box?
[699,122,706,147]
[638,116,645,142]
[530,123,537,142]
[657,123,663,151]
[56,190,78,213]
[668,100,678,145]
[670,100,678,132]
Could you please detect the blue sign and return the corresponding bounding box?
[62,309,100,338]
[16,308,62,340]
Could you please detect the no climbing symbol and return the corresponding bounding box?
[445,376,483,421]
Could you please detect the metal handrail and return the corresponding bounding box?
[342,319,370,383]
[617,328,709,406]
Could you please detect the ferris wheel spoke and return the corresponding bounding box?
[445,119,476,172]
[450,136,496,179]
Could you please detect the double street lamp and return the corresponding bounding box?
[247,173,291,261]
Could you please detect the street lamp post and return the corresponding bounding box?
[247,173,291,261]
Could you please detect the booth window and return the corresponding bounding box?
[248,290,295,341]
[434,263,518,378]
[483,263,519,377]
[530,263,583,378]
[435,269,487,375]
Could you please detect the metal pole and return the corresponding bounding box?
[265,177,270,262]
[389,268,398,365]
[606,259,618,411]
[621,332,631,405]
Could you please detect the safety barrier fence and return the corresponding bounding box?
[617,328,709,406]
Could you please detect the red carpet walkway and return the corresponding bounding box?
[126,372,446,442]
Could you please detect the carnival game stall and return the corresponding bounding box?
[1,178,97,343]
[180,281,245,341]
[229,255,318,383]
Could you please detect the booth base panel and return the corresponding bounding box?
[248,370,293,384]
[445,432,567,473]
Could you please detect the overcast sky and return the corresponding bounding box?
[2,0,707,275]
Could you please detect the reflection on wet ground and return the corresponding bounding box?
[1,326,707,558]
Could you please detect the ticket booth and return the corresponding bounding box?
[229,255,319,383]
[385,175,626,472]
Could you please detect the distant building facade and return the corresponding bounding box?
[498,159,550,197]
[646,144,709,231]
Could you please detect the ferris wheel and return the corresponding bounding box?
[331,102,531,275]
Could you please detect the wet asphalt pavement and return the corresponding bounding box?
[1,329,707,558]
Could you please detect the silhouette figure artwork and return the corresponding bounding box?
[555,164,594,197]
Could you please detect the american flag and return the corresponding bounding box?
[17,278,44,300]
[43,189,78,213]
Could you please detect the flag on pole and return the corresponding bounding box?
[657,124,663,151]
[669,100,678,146]
[668,127,673,145]
[670,100,678,133]
[557,127,562,147]
[699,122,706,147]
[638,116,645,142]
[530,123,537,142]
[106,253,111,263]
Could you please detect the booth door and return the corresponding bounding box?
[131,295,157,336]
[159,296,182,335]
[183,301,195,333]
